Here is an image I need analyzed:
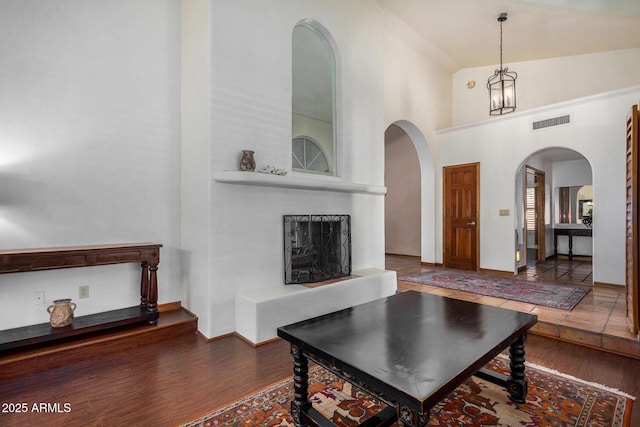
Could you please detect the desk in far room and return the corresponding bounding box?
[553,227,592,260]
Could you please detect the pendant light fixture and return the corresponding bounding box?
[487,12,517,115]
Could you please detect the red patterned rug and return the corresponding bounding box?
[181,355,634,427]
[400,269,590,310]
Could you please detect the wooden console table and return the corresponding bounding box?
[0,243,162,351]
[553,228,592,260]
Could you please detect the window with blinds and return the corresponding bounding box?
[525,187,536,229]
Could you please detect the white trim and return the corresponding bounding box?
[213,170,387,195]
[437,85,640,135]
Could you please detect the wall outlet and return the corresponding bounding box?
[79,285,90,299]
[34,291,45,305]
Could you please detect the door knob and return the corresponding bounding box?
[467,221,476,226]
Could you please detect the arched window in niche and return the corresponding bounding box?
[292,21,336,175]
[292,136,330,173]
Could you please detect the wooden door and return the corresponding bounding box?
[524,167,546,262]
[626,104,639,337]
[444,163,479,271]
[534,170,546,261]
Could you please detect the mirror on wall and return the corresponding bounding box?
[291,22,335,175]
[555,185,593,225]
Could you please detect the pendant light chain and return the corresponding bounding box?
[499,17,503,71]
[487,12,517,115]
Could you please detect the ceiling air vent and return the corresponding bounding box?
[532,114,571,131]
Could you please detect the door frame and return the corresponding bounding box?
[524,166,546,263]
[443,162,480,271]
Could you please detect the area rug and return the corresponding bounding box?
[400,269,590,310]
[181,355,634,427]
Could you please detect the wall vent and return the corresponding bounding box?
[532,114,571,130]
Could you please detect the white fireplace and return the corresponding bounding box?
[206,172,396,345]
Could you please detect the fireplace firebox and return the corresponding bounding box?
[283,215,351,284]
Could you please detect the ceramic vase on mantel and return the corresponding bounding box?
[47,298,77,328]
[240,150,256,172]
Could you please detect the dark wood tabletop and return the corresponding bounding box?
[278,290,537,425]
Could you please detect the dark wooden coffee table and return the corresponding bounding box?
[277,290,538,427]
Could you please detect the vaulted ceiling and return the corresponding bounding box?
[376,0,640,69]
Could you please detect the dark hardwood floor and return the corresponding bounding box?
[0,255,638,426]
[0,332,637,427]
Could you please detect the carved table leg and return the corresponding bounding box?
[140,262,149,307]
[291,345,312,427]
[507,334,528,403]
[147,263,159,325]
[397,405,430,427]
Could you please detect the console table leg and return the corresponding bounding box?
[147,263,159,325]
[290,344,311,427]
[507,334,528,404]
[140,262,149,307]
[397,405,430,427]
[568,234,574,260]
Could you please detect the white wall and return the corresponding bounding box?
[453,48,640,126]
[553,159,593,188]
[437,87,640,285]
[382,9,454,264]
[0,0,182,329]
[182,0,387,339]
[181,0,213,339]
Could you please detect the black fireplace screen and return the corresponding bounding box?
[283,215,351,284]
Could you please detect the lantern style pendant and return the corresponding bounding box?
[487,13,517,115]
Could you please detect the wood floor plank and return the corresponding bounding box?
[0,255,637,426]
[0,333,637,426]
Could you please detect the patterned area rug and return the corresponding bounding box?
[181,355,634,427]
[400,269,590,310]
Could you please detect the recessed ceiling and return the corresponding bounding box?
[375,0,640,69]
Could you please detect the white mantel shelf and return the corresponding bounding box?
[213,171,387,195]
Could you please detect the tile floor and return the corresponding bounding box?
[386,254,640,359]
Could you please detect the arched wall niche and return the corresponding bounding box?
[292,19,340,176]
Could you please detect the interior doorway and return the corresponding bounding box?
[525,166,546,264]
[384,125,421,257]
[515,148,593,281]
[443,162,480,271]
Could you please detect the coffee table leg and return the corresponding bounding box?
[397,405,430,427]
[291,344,312,427]
[507,334,528,403]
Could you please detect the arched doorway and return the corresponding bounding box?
[515,147,593,284]
[384,124,421,256]
[384,121,435,264]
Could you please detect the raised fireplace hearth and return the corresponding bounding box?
[283,214,351,284]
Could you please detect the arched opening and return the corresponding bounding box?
[515,147,593,285]
[384,121,435,264]
[384,125,421,256]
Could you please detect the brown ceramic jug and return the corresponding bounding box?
[240,150,256,171]
[47,298,77,328]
